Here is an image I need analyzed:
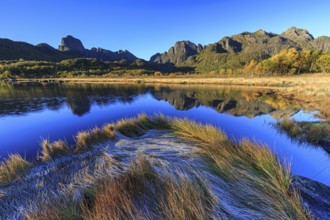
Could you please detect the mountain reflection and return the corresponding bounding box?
[0,82,301,118]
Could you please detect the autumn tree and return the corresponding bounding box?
[243,60,262,76]
[316,54,330,72]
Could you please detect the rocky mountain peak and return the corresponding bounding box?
[169,41,200,57]
[150,40,203,65]
[281,27,314,43]
[58,35,85,52]
[253,29,276,38]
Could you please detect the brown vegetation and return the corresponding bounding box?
[40,139,72,161]
[24,157,215,219]
[75,123,116,153]
[0,154,32,183]
[1,116,313,219]
[278,119,330,146]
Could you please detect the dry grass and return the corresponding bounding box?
[22,73,330,86]
[0,154,32,183]
[277,119,330,146]
[116,113,169,137]
[24,157,216,220]
[5,116,314,218]
[169,118,312,219]
[75,123,116,153]
[23,201,81,220]
[40,139,72,161]
[278,119,302,138]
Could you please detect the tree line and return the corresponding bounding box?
[0,49,329,79]
[242,49,330,76]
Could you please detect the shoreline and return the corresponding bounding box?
[15,73,330,87]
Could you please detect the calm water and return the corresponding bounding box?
[0,82,329,186]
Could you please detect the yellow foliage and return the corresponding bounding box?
[316,54,330,73]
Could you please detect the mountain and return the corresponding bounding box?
[0,35,137,62]
[308,36,330,52]
[150,27,330,72]
[58,35,137,62]
[0,38,70,61]
[281,27,314,46]
[150,41,204,65]
[58,35,85,53]
[1,27,329,71]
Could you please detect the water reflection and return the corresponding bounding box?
[0,83,301,118]
[0,83,150,116]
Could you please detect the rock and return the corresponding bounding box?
[86,47,137,62]
[293,176,330,220]
[217,37,242,53]
[58,35,85,52]
[309,36,330,52]
[281,27,314,46]
[150,40,203,65]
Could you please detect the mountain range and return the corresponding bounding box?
[1,27,329,71]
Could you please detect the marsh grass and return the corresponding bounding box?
[4,115,313,219]
[40,139,72,161]
[277,119,330,146]
[75,123,116,153]
[169,118,311,219]
[24,157,216,220]
[279,119,302,138]
[116,113,169,137]
[0,154,32,183]
[304,122,330,144]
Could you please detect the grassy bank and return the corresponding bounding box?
[17,73,330,88]
[0,115,313,219]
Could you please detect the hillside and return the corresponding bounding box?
[150,27,330,72]
[0,35,137,62]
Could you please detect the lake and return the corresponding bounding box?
[0,82,329,186]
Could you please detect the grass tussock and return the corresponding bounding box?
[75,123,116,153]
[40,139,72,161]
[116,113,169,137]
[279,119,302,138]
[0,154,32,183]
[278,119,330,146]
[24,157,215,220]
[170,118,312,219]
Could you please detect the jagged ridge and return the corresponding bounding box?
[150,27,330,71]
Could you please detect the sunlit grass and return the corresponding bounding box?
[1,115,313,219]
[24,157,216,219]
[170,118,311,219]
[278,119,302,138]
[277,119,330,146]
[40,139,72,161]
[75,123,116,153]
[116,113,169,137]
[0,154,32,183]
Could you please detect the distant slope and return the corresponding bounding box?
[0,39,70,61]
[150,27,330,72]
[0,35,138,62]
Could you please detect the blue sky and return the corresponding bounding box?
[1,0,329,59]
